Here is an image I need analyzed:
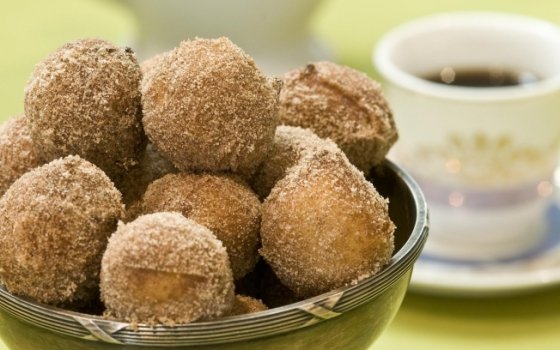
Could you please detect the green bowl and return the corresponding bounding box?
[0,160,428,350]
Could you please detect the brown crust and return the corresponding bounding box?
[260,150,395,298]
[100,212,235,324]
[228,295,268,316]
[142,37,280,176]
[279,61,398,173]
[24,38,146,180]
[142,173,261,280]
[0,115,45,197]
[0,156,123,305]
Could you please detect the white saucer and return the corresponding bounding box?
[410,199,560,296]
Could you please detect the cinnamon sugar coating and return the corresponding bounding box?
[279,61,398,173]
[0,156,123,306]
[24,39,146,180]
[2,36,402,320]
[142,173,261,280]
[0,115,45,197]
[142,37,280,176]
[250,126,340,199]
[100,212,235,324]
[260,150,395,298]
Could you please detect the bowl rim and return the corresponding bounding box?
[0,159,429,346]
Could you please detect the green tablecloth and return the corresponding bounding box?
[1,0,559,349]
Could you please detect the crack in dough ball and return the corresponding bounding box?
[0,115,45,197]
[279,61,398,173]
[142,37,280,176]
[0,156,123,306]
[24,39,146,180]
[142,173,261,280]
[260,150,395,298]
[100,212,235,324]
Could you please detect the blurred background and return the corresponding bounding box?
[3,0,560,120]
[1,1,560,349]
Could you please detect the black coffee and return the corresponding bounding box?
[423,67,540,87]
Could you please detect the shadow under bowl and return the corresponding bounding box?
[0,160,428,350]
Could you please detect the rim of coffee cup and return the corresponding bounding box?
[373,12,560,102]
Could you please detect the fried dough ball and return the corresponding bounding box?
[0,156,123,306]
[24,38,145,179]
[117,144,176,222]
[228,295,268,316]
[260,150,395,298]
[251,126,340,199]
[142,37,280,176]
[279,61,398,173]
[0,115,44,197]
[142,173,261,280]
[100,212,235,324]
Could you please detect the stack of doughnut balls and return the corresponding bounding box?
[0,37,398,325]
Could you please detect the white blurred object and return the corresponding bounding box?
[374,13,560,261]
[115,0,332,75]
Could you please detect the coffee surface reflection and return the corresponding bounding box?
[423,67,540,87]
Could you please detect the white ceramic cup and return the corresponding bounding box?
[374,13,560,261]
